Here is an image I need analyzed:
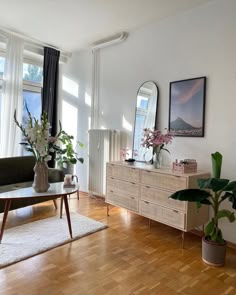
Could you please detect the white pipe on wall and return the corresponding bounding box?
[90,32,128,129]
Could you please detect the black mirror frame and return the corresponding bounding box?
[132,81,159,161]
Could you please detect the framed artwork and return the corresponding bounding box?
[168,76,206,137]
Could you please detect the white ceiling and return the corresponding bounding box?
[0,0,213,52]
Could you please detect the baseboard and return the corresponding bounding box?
[190,229,236,250]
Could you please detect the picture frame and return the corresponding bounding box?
[168,76,206,137]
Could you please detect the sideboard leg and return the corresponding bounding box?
[107,204,110,216]
[182,231,185,249]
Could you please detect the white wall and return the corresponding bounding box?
[60,0,236,243]
[58,50,92,192]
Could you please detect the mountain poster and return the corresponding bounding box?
[169,77,206,137]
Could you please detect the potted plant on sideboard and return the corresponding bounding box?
[170,152,236,266]
[55,130,84,174]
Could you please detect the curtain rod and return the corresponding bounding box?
[0,27,72,58]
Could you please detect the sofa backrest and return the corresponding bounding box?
[0,156,35,186]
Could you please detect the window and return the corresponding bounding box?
[21,61,43,155]
[22,61,43,124]
[0,55,4,75]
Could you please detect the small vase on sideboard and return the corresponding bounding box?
[153,151,162,169]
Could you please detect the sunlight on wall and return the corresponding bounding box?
[62,100,78,144]
[85,92,91,106]
[122,115,132,132]
[62,76,79,98]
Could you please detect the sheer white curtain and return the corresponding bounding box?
[0,36,23,157]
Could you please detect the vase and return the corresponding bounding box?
[153,152,162,169]
[32,161,50,193]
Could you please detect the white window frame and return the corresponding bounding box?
[0,50,6,85]
[23,57,43,94]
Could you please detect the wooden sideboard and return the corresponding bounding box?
[105,161,210,245]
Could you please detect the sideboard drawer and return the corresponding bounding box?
[141,185,186,212]
[107,177,139,197]
[107,164,139,183]
[141,170,186,191]
[106,190,139,212]
[140,200,185,230]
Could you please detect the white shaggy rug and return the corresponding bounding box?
[0,213,107,268]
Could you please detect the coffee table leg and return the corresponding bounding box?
[60,196,63,218]
[0,200,11,243]
[63,195,73,239]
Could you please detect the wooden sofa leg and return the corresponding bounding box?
[53,199,58,210]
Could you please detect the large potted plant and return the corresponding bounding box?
[170,152,236,266]
[55,130,84,174]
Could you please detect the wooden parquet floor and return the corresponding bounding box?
[0,193,236,295]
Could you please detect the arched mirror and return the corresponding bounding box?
[132,81,159,161]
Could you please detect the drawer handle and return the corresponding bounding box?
[146,171,151,173]
[173,209,179,213]
[145,186,150,189]
[131,182,136,185]
[110,190,114,193]
[130,197,135,199]
[144,201,149,204]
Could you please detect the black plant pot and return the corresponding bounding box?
[202,236,227,267]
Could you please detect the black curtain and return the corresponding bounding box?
[42,47,60,167]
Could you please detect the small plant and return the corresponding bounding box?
[170,152,236,244]
[120,148,138,160]
[55,131,84,168]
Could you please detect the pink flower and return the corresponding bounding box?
[141,128,174,153]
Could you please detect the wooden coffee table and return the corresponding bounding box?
[0,182,79,243]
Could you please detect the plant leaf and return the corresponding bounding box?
[205,220,215,236]
[217,210,235,222]
[77,157,84,164]
[200,198,212,205]
[211,151,222,179]
[211,228,224,243]
[169,189,211,202]
[229,193,236,210]
[197,178,212,189]
[198,178,229,192]
[70,158,77,164]
[223,181,236,192]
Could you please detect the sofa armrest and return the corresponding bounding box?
[48,168,64,183]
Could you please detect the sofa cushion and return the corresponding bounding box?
[0,156,35,186]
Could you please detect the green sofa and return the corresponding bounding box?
[0,156,64,213]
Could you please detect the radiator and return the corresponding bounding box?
[88,129,120,197]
